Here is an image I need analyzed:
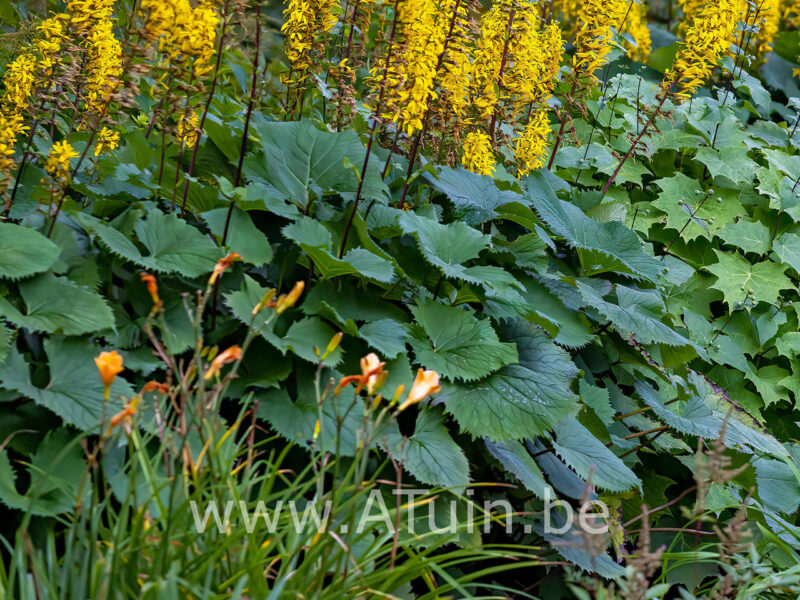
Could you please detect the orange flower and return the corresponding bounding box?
[107,395,141,435]
[139,271,161,308]
[203,345,243,380]
[397,369,441,412]
[275,280,305,314]
[143,381,169,394]
[209,252,243,285]
[95,350,124,399]
[334,352,386,395]
[361,353,386,395]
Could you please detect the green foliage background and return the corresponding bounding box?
[5,0,800,597]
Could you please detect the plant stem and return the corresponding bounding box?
[181,0,231,217]
[338,0,402,258]
[223,0,262,247]
[600,89,670,196]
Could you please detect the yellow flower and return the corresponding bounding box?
[515,109,550,176]
[83,17,123,122]
[0,113,27,195]
[661,0,738,102]
[468,0,511,120]
[461,131,496,176]
[397,368,441,412]
[753,0,780,59]
[94,126,120,156]
[95,350,124,398]
[1,53,36,115]
[44,140,79,188]
[572,0,628,87]
[34,14,68,73]
[375,0,455,136]
[203,345,243,380]
[281,0,340,73]
[177,111,200,146]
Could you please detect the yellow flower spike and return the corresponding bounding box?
[95,350,124,400]
[44,140,79,188]
[313,419,321,440]
[371,394,383,411]
[94,127,120,157]
[275,281,305,314]
[397,369,441,412]
[661,0,739,103]
[462,131,496,176]
[515,109,550,177]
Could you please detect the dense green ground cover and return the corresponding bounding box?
[5,0,800,597]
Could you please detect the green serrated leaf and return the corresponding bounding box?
[485,438,547,498]
[398,212,491,283]
[0,338,134,431]
[408,301,517,381]
[551,415,641,492]
[440,321,578,439]
[78,210,221,278]
[424,165,522,225]
[534,194,665,281]
[577,281,700,351]
[385,407,470,490]
[203,206,272,267]
[0,273,114,335]
[0,223,61,280]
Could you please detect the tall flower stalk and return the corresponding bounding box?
[601,0,738,194]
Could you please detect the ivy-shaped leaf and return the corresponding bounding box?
[704,250,792,310]
[0,223,61,280]
[408,301,518,381]
[0,273,114,335]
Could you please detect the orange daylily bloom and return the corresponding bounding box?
[107,395,141,435]
[142,381,169,394]
[334,352,386,395]
[95,350,124,399]
[397,369,441,412]
[139,272,161,308]
[209,252,243,285]
[203,345,243,380]
[361,353,386,395]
